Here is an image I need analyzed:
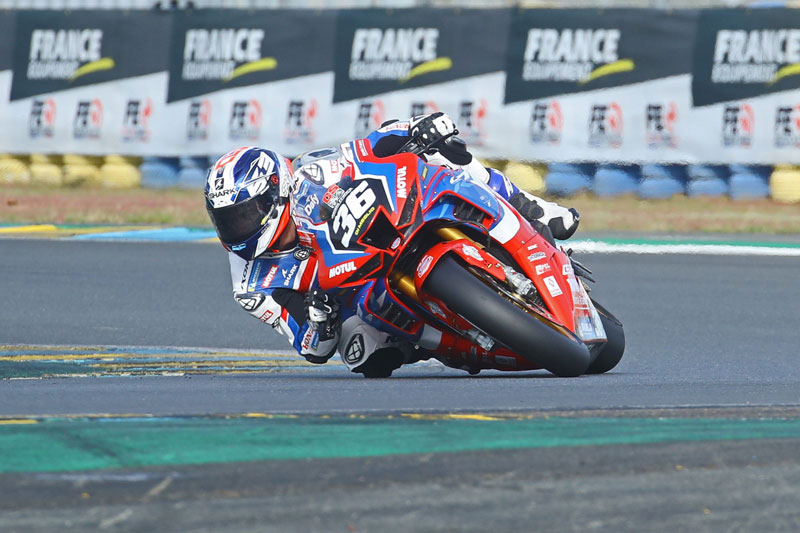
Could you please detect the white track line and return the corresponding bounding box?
[569,240,800,256]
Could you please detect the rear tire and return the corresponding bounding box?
[425,255,590,377]
[585,300,625,374]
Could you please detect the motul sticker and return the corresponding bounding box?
[330,261,356,277]
[543,275,563,297]
[261,265,278,288]
[535,263,551,275]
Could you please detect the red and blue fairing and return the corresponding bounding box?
[292,139,605,371]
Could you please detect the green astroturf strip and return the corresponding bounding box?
[2,416,800,473]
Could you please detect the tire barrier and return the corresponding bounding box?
[545,163,594,197]
[99,156,142,188]
[0,154,30,185]
[769,166,800,203]
[638,164,686,199]
[176,156,210,190]
[686,164,729,198]
[139,157,180,189]
[3,153,799,204]
[593,164,639,197]
[62,154,103,187]
[503,161,546,195]
[729,165,771,200]
[28,154,63,187]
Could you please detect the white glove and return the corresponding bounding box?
[409,112,457,150]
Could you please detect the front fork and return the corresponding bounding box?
[390,227,478,303]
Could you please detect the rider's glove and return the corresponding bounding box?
[304,289,340,341]
[405,112,458,155]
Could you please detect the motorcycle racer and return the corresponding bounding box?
[205,113,580,377]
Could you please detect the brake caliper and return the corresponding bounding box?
[502,265,535,298]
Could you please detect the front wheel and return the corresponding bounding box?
[585,300,625,374]
[424,255,590,377]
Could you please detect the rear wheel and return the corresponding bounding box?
[585,300,625,374]
[425,255,590,377]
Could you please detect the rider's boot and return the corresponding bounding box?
[509,192,580,240]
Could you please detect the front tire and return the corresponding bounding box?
[425,255,590,377]
[585,300,625,374]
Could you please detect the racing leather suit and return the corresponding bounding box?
[227,115,579,374]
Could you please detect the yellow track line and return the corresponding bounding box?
[0,224,58,233]
[94,360,320,369]
[5,353,303,362]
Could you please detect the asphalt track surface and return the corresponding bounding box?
[1,238,800,531]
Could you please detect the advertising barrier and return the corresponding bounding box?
[0,8,796,164]
[690,9,800,161]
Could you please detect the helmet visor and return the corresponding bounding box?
[209,193,276,245]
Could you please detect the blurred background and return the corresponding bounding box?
[1,0,800,216]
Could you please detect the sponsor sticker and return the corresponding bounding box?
[396,165,408,199]
[282,264,299,286]
[543,275,563,297]
[426,300,447,319]
[329,261,356,277]
[417,255,433,278]
[356,139,368,157]
[461,244,483,261]
[528,251,546,262]
[562,264,574,276]
[262,265,278,288]
[258,309,274,323]
[535,263,551,275]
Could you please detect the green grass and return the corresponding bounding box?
[2,186,799,234]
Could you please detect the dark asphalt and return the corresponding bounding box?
[1,239,799,415]
[2,437,800,532]
[2,238,800,531]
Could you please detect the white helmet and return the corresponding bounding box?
[205,147,295,260]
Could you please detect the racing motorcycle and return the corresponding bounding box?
[292,139,624,377]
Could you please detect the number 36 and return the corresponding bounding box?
[333,181,375,248]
